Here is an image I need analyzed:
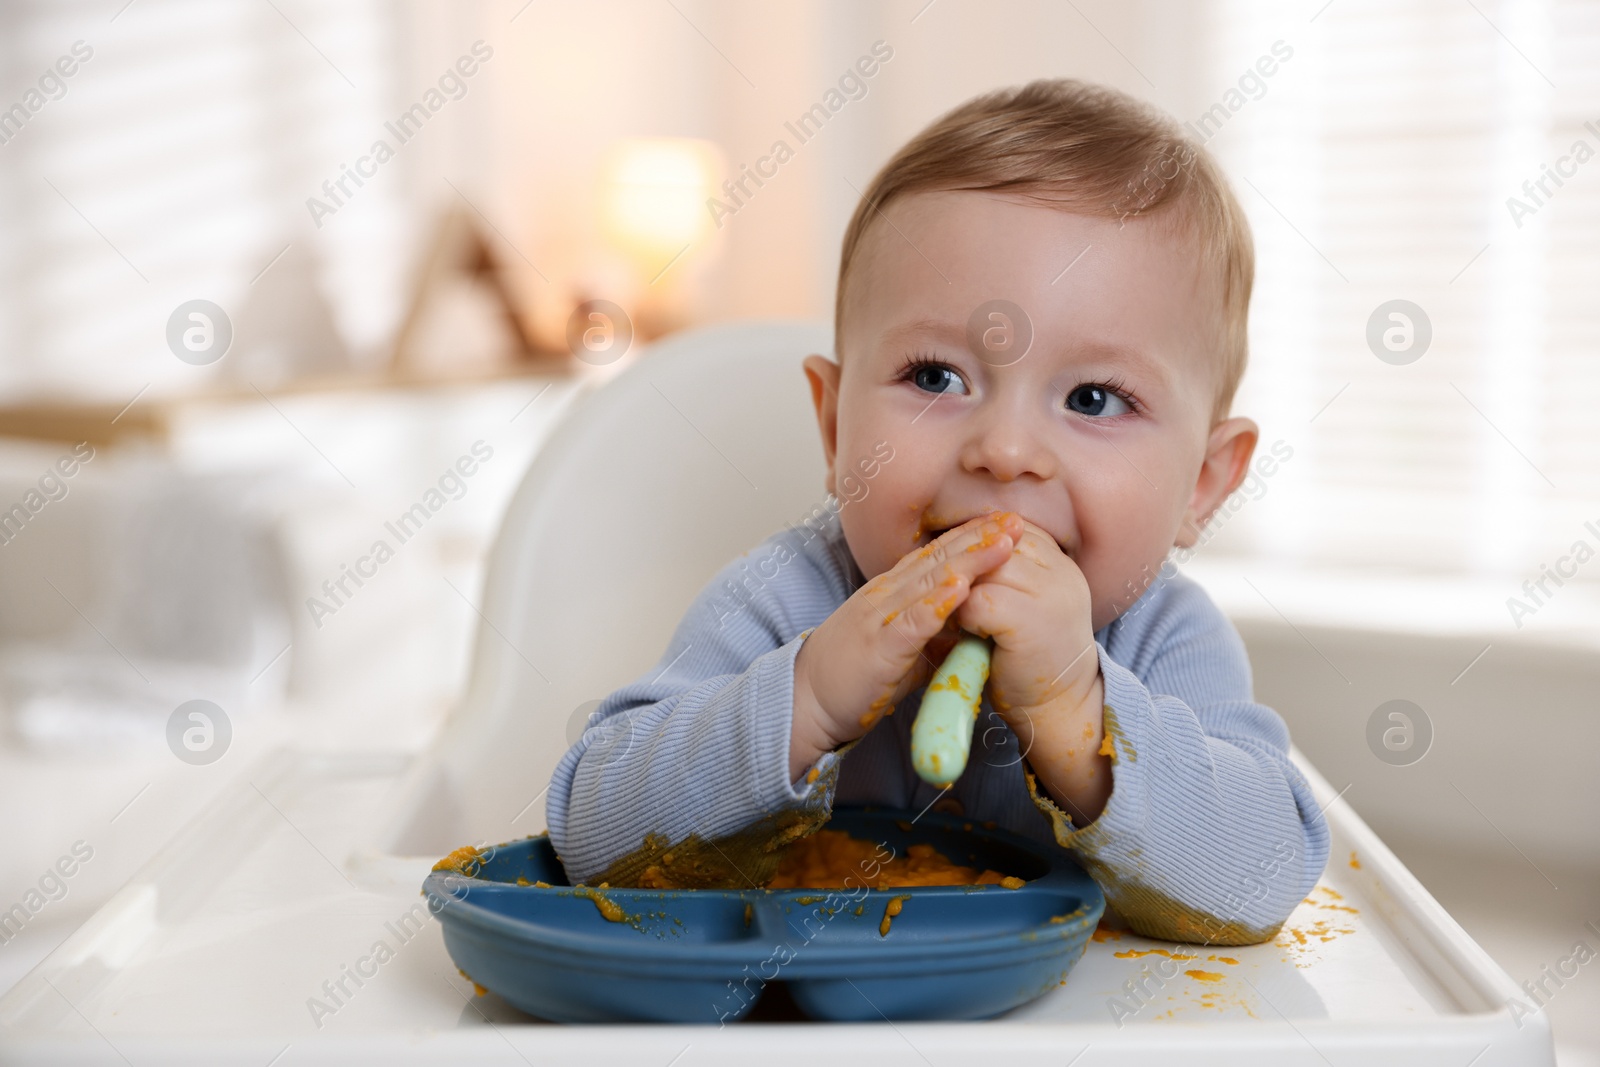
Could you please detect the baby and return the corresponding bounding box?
[548,78,1328,946]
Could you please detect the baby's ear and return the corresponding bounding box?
[1176,417,1258,548]
[802,354,842,493]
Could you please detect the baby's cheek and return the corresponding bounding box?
[835,470,869,504]
[1079,560,1131,630]
[837,504,899,580]
[861,489,917,564]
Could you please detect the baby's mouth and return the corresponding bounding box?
[918,516,995,550]
[916,516,962,546]
[918,513,1075,556]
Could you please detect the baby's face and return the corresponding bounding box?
[806,190,1253,632]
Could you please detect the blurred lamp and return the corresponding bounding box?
[598,137,723,273]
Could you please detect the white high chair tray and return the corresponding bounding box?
[0,745,1551,1065]
[0,322,1551,1063]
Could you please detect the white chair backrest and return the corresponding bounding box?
[377,319,833,855]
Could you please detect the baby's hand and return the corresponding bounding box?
[789,512,1024,780]
[957,517,1110,825]
[958,518,1099,714]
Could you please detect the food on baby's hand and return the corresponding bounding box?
[910,633,993,786]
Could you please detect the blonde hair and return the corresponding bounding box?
[834,78,1254,424]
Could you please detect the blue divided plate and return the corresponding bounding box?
[422,806,1104,1023]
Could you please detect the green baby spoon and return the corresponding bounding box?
[910,632,994,787]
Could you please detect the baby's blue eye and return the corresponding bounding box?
[908,362,968,395]
[1066,384,1131,417]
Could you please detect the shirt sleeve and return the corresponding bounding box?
[1023,578,1330,945]
[545,537,853,888]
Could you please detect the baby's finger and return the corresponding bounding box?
[893,615,962,692]
[848,567,966,702]
[841,515,1018,703]
[923,510,1026,562]
[953,578,1023,644]
[892,512,1019,603]
[884,513,1022,599]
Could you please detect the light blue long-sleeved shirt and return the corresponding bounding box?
[546,505,1329,944]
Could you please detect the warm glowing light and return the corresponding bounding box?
[598,138,722,269]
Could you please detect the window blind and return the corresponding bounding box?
[1196,0,1599,581]
[0,0,411,402]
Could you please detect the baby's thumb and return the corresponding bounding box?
[893,624,960,704]
[924,617,964,664]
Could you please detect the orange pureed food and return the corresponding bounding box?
[767,828,1025,889]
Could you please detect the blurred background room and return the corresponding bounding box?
[0,0,1595,1060]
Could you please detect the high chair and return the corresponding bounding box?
[377,319,835,860]
[0,321,1553,1064]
